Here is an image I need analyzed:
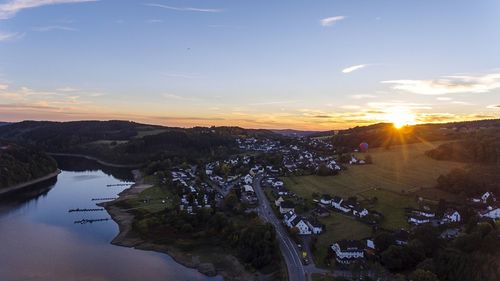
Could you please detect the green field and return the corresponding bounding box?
[286,141,465,198]
[314,213,372,267]
[283,141,464,230]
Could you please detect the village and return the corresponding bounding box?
[167,135,500,277]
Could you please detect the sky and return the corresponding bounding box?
[0,0,499,130]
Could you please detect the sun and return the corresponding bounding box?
[384,107,417,129]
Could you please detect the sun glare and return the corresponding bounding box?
[384,107,417,129]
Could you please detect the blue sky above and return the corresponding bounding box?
[0,0,499,129]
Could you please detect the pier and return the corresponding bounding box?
[74,218,110,224]
[68,208,104,213]
[91,197,118,201]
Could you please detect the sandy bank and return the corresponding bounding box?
[0,169,61,196]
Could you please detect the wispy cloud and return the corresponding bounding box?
[320,16,346,27]
[0,30,22,41]
[342,64,367,73]
[436,97,452,101]
[249,100,298,106]
[350,94,376,99]
[0,0,98,20]
[56,87,79,92]
[33,25,77,32]
[162,93,201,102]
[162,72,201,79]
[145,3,223,13]
[486,104,500,109]
[382,72,500,95]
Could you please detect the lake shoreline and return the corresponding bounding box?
[0,169,61,196]
[99,171,257,281]
[48,153,144,168]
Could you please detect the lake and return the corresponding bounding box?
[0,156,222,281]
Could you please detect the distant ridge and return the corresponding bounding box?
[271,129,319,137]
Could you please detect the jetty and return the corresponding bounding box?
[74,218,110,224]
[68,208,104,213]
[91,197,118,201]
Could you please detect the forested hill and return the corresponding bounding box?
[0,121,279,166]
[0,142,58,189]
[312,119,500,150]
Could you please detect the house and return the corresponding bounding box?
[320,194,332,205]
[306,220,323,234]
[279,201,295,214]
[442,209,461,224]
[352,205,369,218]
[274,196,285,207]
[408,215,430,225]
[332,196,352,213]
[480,206,500,219]
[290,217,312,235]
[283,211,297,227]
[243,174,253,185]
[272,181,284,188]
[331,240,365,264]
[393,229,409,246]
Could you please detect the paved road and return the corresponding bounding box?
[253,174,306,281]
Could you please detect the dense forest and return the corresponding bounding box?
[376,222,500,281]
[0,121,279,166]
[0,142,58,189]
[426,131,500,164]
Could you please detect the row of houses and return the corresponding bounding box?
[171,168,219,215]
[320,195,369,218]
[283,210,323,235]
[407,208,461,225]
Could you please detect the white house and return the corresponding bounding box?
[442,210,461,224]
[480,206,500,219]
[352,206,369,218]
[272,181,284,188]
[408,215,430,225]
[244,174,253,185]
[290,217,312,235]
[331,240,365,264]
[332,196,351,213]
[283,211,297,227]
[306,220,323,234]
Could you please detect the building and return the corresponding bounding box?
[331,240,365,264]
[480,206,500,219]
[279,201,295,214]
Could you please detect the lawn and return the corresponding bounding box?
[359,189,416,230]
[121,185,177,213]
[314,213,372,268]
[285,141,465,200]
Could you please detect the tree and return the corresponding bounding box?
[409,269,439,281]
[374,232,395,253]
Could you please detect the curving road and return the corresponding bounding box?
[253,174,306,281]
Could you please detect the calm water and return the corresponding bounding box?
[0,157,222,281]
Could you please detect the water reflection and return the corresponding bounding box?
[0,160,221,281]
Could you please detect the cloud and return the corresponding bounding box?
[0,30,22,41]
[342,64,367,73]
[33,25,77,32]
[486,104,500,109]
[0,0,98,20]
[56,87,79,92]
[350,94,376,99]
[451,101,473,105]
[436,97,452,101]
[162,93,201,102]
[145,3,222,13]
[249,100,298,106]
[0,83,8,90]
[320,16,346,26]
[382,72,500,95]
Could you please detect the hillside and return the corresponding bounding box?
[0,121,279,166]
[312,119,500,151]
[0,142,58,190]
